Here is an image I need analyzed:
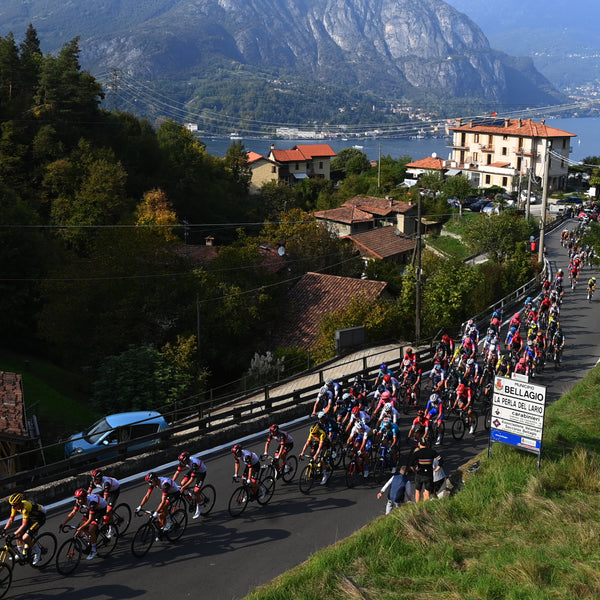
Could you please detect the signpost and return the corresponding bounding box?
[488,374,547,467]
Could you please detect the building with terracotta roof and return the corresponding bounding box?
[275,272,389,350]
[247,151,281,195]
[314,195,418,237]
[448,117,575,192]
[343,226,416,267]
[267,144,336,184]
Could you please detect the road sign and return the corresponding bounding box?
[489,376,547,463]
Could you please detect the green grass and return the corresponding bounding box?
[244,368,600,600]
[442,212,479,236]
[426,235,472,260]
[0,349,97,461]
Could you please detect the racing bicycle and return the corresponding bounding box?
[56,523,118,575]
[130,508,187,558]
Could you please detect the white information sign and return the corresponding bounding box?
[490,376,547,456]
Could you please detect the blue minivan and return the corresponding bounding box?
[64,411,169,459]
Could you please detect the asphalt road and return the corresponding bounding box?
[8,219,599,600]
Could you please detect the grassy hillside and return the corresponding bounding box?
[245,367,600,599]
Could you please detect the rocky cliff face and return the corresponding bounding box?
[79,0,563,113]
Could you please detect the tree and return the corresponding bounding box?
[224,140,251,191]
[331,147,371,176]
[136,189,178,242]
[443,174,474,204]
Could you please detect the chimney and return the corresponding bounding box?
[518,119,522,127]
[541,119,545,125]
[504,118,510,128]
[270,144,275,151]
[469,120,473,128]
[205,236,214,246]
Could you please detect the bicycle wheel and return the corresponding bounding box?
[96,524,118,558]
[330,441,344,469]
[452,416,466,440]
[484,406,492,431]
[298,464,315,494]
[198,484,216,516]
[112,503,132,535]
[0,562,11,599]
[31,532,57,569]
[470,410,479,434]
[56,538,82,576]
[228,486,250,518]
[281,455,298,483]
[130,523,155,558]
[372,458,387,485]
[257,476,276,505]
[345,461,361,488]
[166,508,187,542]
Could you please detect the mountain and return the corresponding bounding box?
[0,0,566,128]
[446,0,600,91]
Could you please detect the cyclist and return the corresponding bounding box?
[263,424,294,479]
[345,405,371,434]
[61,489,108,560]
[136,472,180,532]
[401,364,422,406]
[378,420,401,474]
[425,393,444,445]
[403,347,417,368]
[374,363,394,387]
[231,444,265,498]
[452,383,475,434]
[508,312,522,332]
[427,363,446,392]
[462,358,481,389]
[377,401,400,427]
[88,469,120,537]
[552,327,566,364]
[300,416,332,485]
[588,276,597,299]
[346,418,373,478]
[2,493,46,565]
[495,354,511,377]
[312,383,333,417]
[172,451,207,519]
[407,410,430,446]
[372,390,395,420]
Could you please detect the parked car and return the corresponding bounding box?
[64,411,169,459]
[469,199,492,212]
[482,202,500,215]
[556,196,583,206]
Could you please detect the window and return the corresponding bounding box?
[502,147,507,156]
[319,161,323,169]
[271,166,277,173]
[502,177,508,187]
[295,163,299,170]
[474,134,480,143]
[485,175,491,184]
[472,152,479,163]
[503,135,509,141]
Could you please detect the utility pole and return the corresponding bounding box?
[525,168,533,221]
[377,143,381,191]
[415,194,422,345]
[538,140,551,264]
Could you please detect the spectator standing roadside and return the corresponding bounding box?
[410,439,437,502]
[433,454,446,496]
[377,465,410,514]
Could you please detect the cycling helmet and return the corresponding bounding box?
[178,451,190,463]
[310,424,323,436]
[456,383,466,394]
[145,472,158,483]
[74,488,87,499]
[8,493,23,505]
[342,392,351,401]
[381,390,391,400]
[318,385,328,396]
[269,424,279,435]
[526,296,532,302]
[231,444,242,456]
[417,409,425,417]
[383,374,391,383]
[380,364,387,371]
[91,468,103,482]
[351,406,360,414]
[467,358,475,366]
[317,411,326,420]
[406,348,414,355]
[429,393,439,403]
[467,319,473,327]
[383,402,393,413]
[325,378,334,386]
[510,326,517,334]
[434,363,441,371]
[593,277,597,282]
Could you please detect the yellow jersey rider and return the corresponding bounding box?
[2,493,46,565]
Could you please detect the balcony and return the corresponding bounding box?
[481,145,494,152]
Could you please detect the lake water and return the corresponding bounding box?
[201,117,600,164]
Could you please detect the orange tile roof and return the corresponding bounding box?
[270,148,306,163]
[276,273,388,350]
[247,151,265,163]
[344,196,417,215]
[314,205,374,224]
[293,144,337,158]
[343,226,416,260]
[450,118,576,138]
[489,161,512,168]
[0,371,28,442]
[405,156,446,170]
